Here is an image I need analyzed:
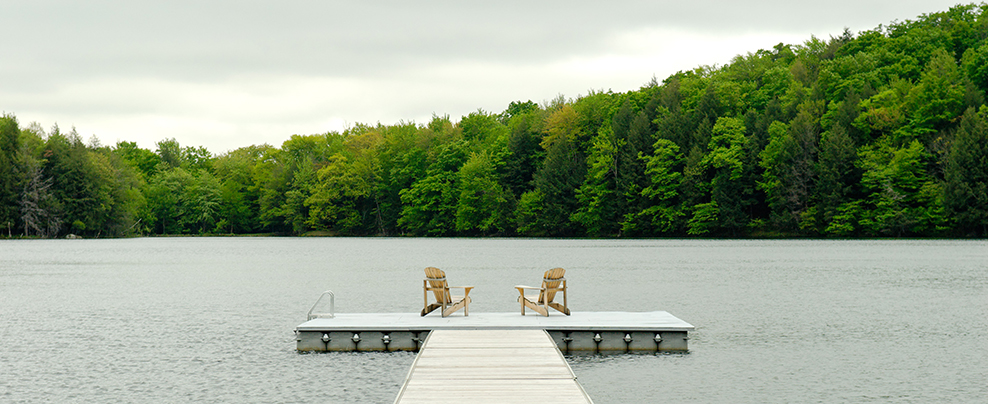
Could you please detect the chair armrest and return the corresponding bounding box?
[448,286,474,296]
[514,285,542,296]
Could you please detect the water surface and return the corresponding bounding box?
[1,238,985,402]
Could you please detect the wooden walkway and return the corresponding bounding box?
[393,329,594,404]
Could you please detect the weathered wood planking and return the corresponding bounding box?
[394,329,594,404]
[298,311,694,331]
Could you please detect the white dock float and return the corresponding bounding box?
[393,329,594,404]
[295,311,694,352]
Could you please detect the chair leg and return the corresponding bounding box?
[548,302,569,315]
[421,303,441,316]
[441,299,468,317]
[520,298,548,316]
[563,288,568,315]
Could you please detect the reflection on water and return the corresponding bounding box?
[1,238,985,403]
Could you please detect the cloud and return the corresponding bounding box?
[0,0,969,153]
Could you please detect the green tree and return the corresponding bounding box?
[0,114,20,235]
[182,145,214,173]
[41,128,119,236]
[759,105,821,232]
[679,145,710,235]
[145,168,222,234]
[501,100,540,122]
[18,154,60,237]
[375,122,433,235]
[156,138,183,169]
[281,157,318,234]
[527,105,587,236]
[305,153,375,235]
[246,145,294,233]
[459,110,508,143]
[572,90,618,150]
[213,145,269,234]
[700,117,749,234]
[455,151,512,235]
[814,125,860,235]
[252,148,291,233]
[145,168,193,234]
[619,110,655,228]
[857,139,943,235]
[606,99,654,235]
[398,140,468,236]
[962,42,988,95]
[181,171,222,234]
[906,48,967,137]
[821,85,871,145]
[514,189,547,236]
[503,108,544,195]
[114,141,161,180]
[89,149,144,237]
[571,129,620,236]
[628,138,683,234]
[687,201,719,235]
[853,82,911,143]
[943,107,988,236]
[653,79,693,152]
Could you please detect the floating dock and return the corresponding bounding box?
[393,329,594,403]
[295,311,694,353]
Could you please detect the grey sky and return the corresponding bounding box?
[1,1,966,153]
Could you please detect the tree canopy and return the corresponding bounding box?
[2,3,987,238]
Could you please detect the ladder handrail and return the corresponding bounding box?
[307,290,335,320]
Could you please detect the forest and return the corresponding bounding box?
[2,4,987,238]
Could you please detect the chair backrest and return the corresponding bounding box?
[539,267,566,304]
[424,266,451,304]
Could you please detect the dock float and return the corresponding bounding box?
[295,311,694,353]
[393,329,594,404]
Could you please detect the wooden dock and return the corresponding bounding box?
[393,329,594,404]
[296,311,694,352]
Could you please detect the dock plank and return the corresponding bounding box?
[394,329,593,404]
[298,311,694,332]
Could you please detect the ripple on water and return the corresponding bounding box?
[0,238,985,403]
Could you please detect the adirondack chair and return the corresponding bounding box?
[515,267,570,316]
[421,267,473,317]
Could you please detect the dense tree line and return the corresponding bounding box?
[2,4,987,238]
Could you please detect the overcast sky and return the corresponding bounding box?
[1,1,966,154]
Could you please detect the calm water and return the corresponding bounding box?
[1,238,985,403]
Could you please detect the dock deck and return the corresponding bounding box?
[393,329,593,404]
[296,311,694,352]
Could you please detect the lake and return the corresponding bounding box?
[1,238,985,403]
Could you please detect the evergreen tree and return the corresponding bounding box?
[0,115,20,236]
[943,107,988,236]
[628,139,683,234]
[529,105,586,236]
[814,125,859,234]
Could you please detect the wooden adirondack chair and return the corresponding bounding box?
[421,267,473,317]
[515,267,570,316]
